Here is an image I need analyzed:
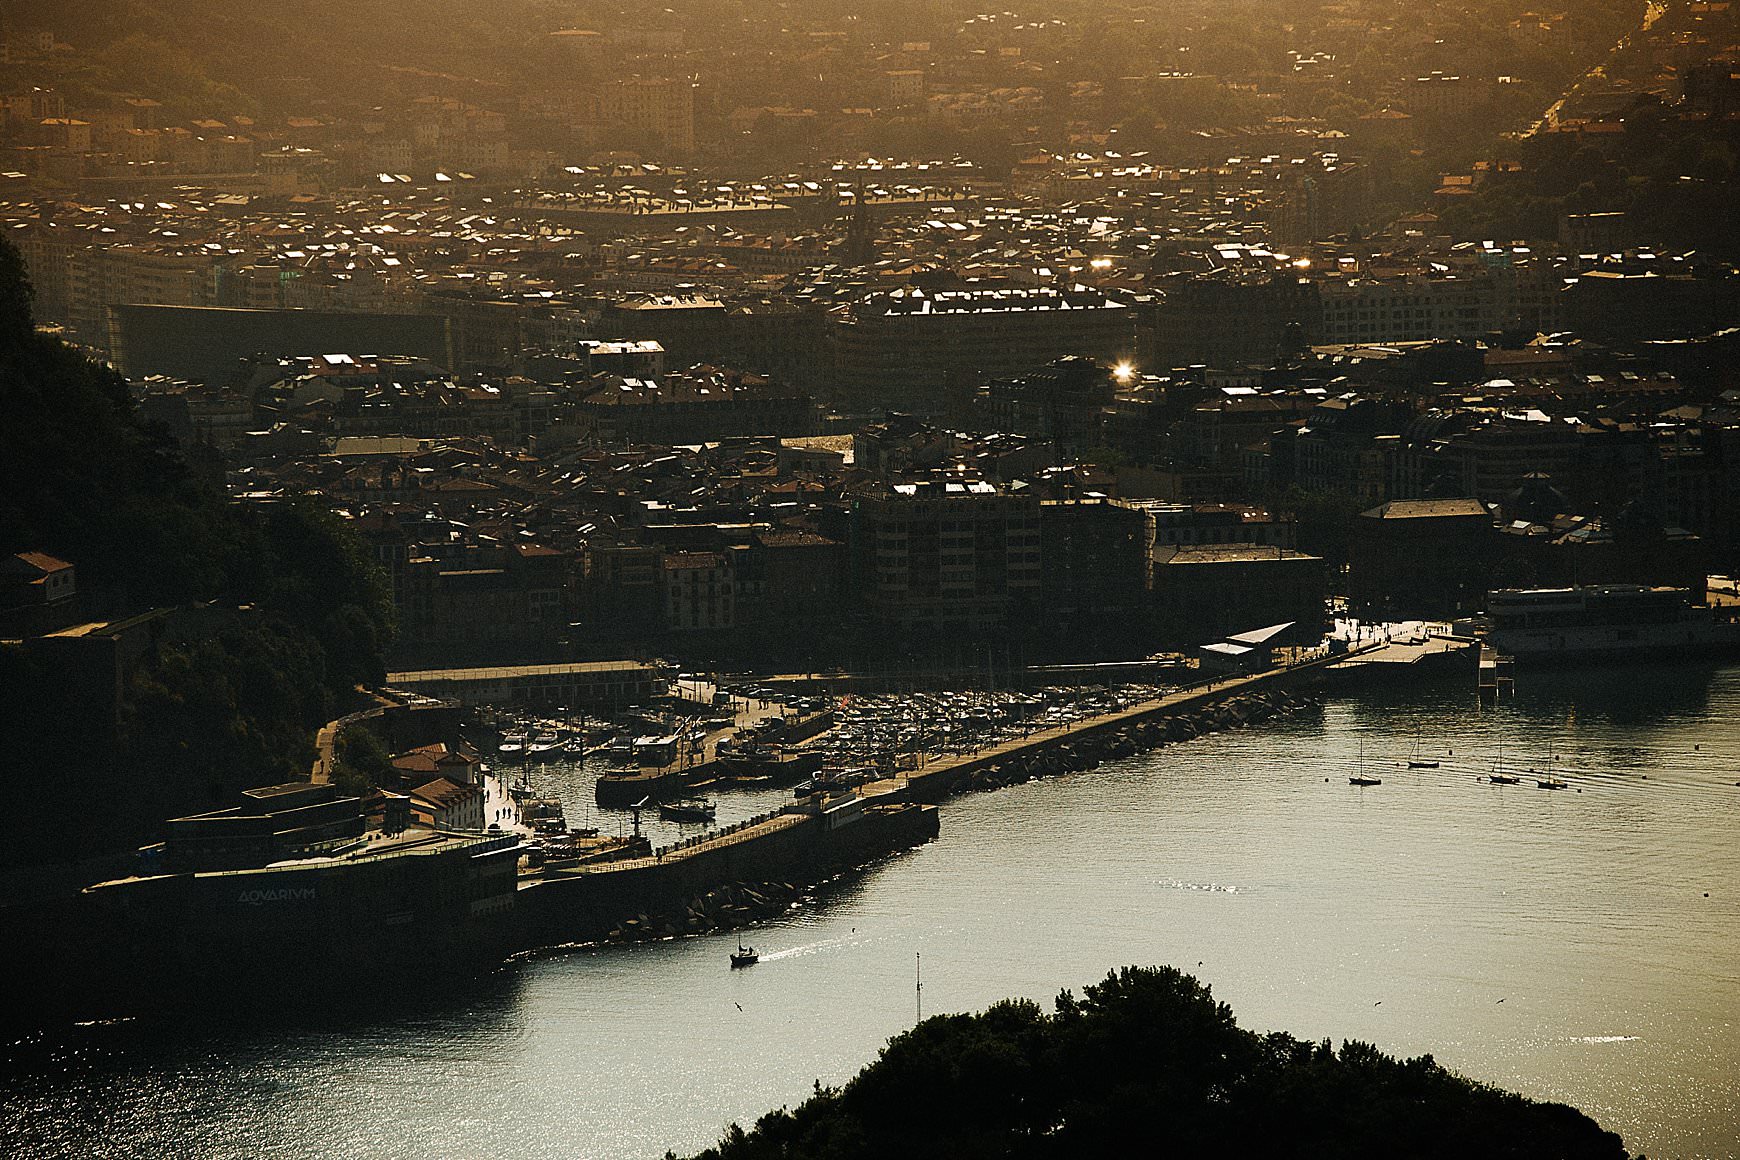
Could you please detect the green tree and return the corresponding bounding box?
[0,234,393,851]
[688,965,1630,1160]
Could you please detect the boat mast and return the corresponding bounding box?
[915,952,923,1024]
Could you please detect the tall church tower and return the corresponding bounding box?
[839,193,877,266]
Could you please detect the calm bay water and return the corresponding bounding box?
[4,665,1739,1159]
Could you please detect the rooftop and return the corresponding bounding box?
[387,659,660,683]
[1361,498,1489,520]
[1162,545,1319,565]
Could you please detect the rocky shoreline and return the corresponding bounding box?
[607,879,803,943]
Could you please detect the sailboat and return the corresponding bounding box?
[1349,738,1382,786]
[730,939,758,968]
[1487,741,1520,784]
[1534,756,1567,790]
[1406,728,1439,769]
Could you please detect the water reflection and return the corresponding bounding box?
[3,665,1739,1160]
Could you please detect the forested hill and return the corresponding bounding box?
[0,236,393,865]
[689,966,1632,1160]
[2,0,562,114]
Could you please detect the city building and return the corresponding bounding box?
[834,285,1137,415]
[851,479,1042,633]
[1150,545,1327,645]
[1349,497,1495,616]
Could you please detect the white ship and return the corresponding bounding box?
[1486,585,1740,663]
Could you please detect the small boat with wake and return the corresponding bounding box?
[730,940,758,968]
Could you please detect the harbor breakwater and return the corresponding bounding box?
[517,801,939,947]
[850,635,1479,806]
[947,688,1318,796]
[874,680,1328,807]
[527,673,1334,952]
[578,685,1307,945]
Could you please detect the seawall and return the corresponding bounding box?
[868,656,1353,805]
[518,802,938,945]
[543,665,1337,943]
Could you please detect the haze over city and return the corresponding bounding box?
[0,1,1737,1156]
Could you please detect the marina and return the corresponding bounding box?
[6,661,1738,1160]
[66,629,1502,1013]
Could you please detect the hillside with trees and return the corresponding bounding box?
[687,966,1631,1160]
[0,235,393,866]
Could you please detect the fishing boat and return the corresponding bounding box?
[730,941,758,968]
[659,798,716,823]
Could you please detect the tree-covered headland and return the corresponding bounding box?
[689,966,1632,1160]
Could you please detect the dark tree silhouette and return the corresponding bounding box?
[688,966,1631,1160]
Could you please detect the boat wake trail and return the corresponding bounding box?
[1156,878,1244,894]
[756,936,864,962]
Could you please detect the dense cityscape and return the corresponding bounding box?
[1,0,1737,1156]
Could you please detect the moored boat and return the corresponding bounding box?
[525,732,564,762]
[1486,741,1520,784]
[659,798,717,823]
[1350,738,1380,785]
